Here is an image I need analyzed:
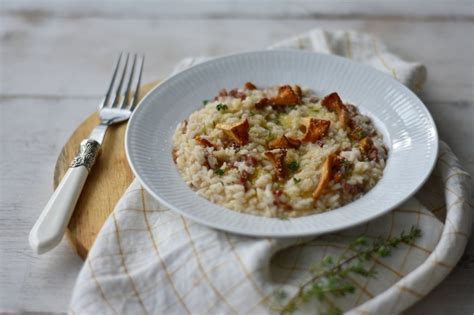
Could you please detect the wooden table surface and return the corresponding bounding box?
[1,1,473,314]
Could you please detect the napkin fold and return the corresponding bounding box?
[70,29,472,315]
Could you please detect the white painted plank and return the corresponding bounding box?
[2,0,474,19]
[0,97,96,313]
[425,100,474,180]
[0,15,473,103]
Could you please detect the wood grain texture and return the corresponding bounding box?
[54,82,158,259]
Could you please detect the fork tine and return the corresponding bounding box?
[111,53,130,108]
[130,55,145,112]
[120,54,137,109]
[100,53,122,109]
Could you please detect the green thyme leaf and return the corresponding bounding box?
[355,236,368,246]
[214,168,225,175]
[322,255,333,267]
[377,245,391,257]
[288,161,299,172]
[293,177,301,184]
[353,128,367,140]
[216,103,228,111]
[202,100,209,106]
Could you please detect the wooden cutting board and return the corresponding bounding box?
[54,81,159,259]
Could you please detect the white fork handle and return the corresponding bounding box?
[29,139,101,254]
[29,166,89,254]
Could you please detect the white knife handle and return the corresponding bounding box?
[29,139,101,254]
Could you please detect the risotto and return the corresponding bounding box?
[172,83,388,218]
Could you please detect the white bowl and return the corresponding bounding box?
[125,51,438,237]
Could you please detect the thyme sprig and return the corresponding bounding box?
[273,226,422,315]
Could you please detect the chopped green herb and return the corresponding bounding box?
[216,103,228,111]
[214,168,225,176]
[353,129,367,140]
[202,100,209,106]
[293,177,301,184]
[288,161,299,172]
[338,159,353,179]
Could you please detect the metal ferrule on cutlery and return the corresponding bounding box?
[70,139,101,172]
[29,53,144,254]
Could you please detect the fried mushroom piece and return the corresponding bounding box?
[348,126,367,141]
[255,97,269,109]
[213,88,228,100]
[358,136,379,161]
[172,148,178,164]
[268,135,301,150]
[264,149,287,180]
[293,85,303,98]
[216,118,250,146]
[358,137,373,154]
[300,118,331,143]
[228,88,247,100]
[321,92,350,129]
[312,153,337,200]
[332,157,353,183]
[269,85,302,106]
[194,136,217,149]
[244,82,257,90]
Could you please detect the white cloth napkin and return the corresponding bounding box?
[70,30,472,315]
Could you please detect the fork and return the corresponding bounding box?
[29,53,145,254]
